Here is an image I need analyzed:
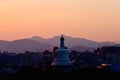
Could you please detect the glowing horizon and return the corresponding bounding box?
[0,0,120,42]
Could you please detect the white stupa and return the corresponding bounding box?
[51,35,71,66]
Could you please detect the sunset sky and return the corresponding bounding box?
[0,0,120,42]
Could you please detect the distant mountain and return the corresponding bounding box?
[113,44,120,47]
[0,35,116,53]
[30,35,115,48]
[0,39,51,53]
[69,46,95,52]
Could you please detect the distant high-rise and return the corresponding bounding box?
[22,51,32,66]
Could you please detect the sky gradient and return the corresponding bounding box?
[0,0,120,42]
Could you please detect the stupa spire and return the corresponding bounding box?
[60,34,65,48]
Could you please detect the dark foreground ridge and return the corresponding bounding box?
[0,66,119,80]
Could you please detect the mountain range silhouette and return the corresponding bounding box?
[0,35,117,53]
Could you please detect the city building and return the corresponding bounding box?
[96,46,120,64]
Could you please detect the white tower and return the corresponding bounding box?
[51,35,71,66]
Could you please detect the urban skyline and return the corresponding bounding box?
[0,35,119,80]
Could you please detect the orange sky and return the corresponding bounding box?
[0,0,120,42]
